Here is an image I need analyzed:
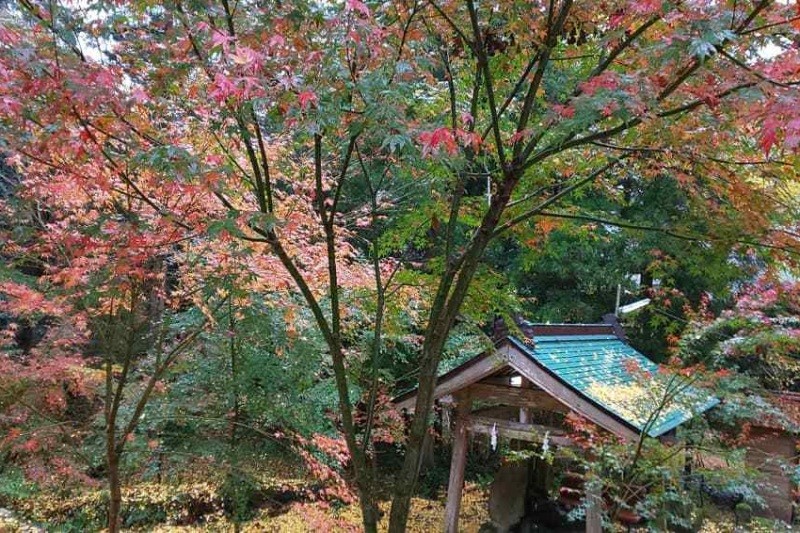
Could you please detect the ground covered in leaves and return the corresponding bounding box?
[1,480,792,533]
[0,480,489,532]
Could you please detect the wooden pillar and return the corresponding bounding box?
[585,480,602,533]
[519,377,532,424]
[444,392,472,533]
[442,405,453,444]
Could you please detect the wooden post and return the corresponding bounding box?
[519,376,531,424]
[442,406,453,444]
[585,479,602,533]
[444,392,472,533]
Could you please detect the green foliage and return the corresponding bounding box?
[0,262,37,288]
[414,440,502,500]
[221,470,261,524]
[566,432,767,533]
[490,174,754,360]
[156,298,333,431]
[491,224,630,323]
[0,467,38,507]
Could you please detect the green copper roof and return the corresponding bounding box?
[395,326,718,438]
[507,335,718,437]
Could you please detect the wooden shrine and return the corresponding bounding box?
[394,322,717,532]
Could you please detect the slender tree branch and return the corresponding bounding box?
[513,0,573,161]
[480,51,539,142]
[329,136,358,224]
[718,48,800,88]
[250,109,275,213]
[389,0,421,84]
[494,157,626,237]
[591,15,660,81]
[358,146,386,452]
[426,0,473,53]
[537,210,800,256]
[740,14,800,35]
[466,0,508,171]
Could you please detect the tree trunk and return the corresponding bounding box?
[359,492,380,533]
[388,176,519,532]
[107,448,122,533]
[344,439,379,532]
[388,331,450,532]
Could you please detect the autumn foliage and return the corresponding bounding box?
[1,0,800,531]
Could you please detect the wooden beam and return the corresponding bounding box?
[444,393,472,533]
[467,382,567,412]
[502,344,640,441]
[469,416,573,447]
[479,375,514,385]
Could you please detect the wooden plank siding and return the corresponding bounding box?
[466,382,568,412]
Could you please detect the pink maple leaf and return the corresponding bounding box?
[230,46,258,66]
[210,30,232,52]
[0,96,22,115]
[0,27,20,45]
[346,0,370,17]
[579,72,619,96]
[553,104,575,118]
[210,72,238,103]
[269,35,286,48]
[785,118,800,150]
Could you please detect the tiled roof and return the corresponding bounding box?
[395,323,718,438]
[508,334,718,437]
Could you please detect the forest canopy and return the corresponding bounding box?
[1,0,799,531]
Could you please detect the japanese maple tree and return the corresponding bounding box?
[1,0,800,531]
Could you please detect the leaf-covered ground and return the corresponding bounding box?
[2,480,791,533]
[1,481,489,532]
[221,485,488,533]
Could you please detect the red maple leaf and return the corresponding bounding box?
[298,90,318,111]
[419,127,458,157]
[760,116,779,156]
